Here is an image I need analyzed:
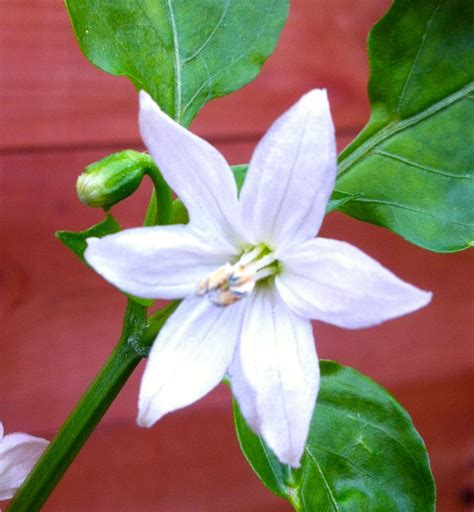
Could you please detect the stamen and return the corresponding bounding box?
[238,245,265,266]
[247,253,275,273]
[196,263,232,296]
[254,267,277,281]
[197,245,276,307]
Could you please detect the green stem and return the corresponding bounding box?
[142,300,180,349]
[285,468,302,511]
[8,149,175,509]
[7,301,175,511]
[141,154,173,226]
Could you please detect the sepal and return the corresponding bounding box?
[56,215,152,307]
[56,214,121,262]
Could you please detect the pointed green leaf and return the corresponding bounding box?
[336,0,474,252]
[56,215,153,306]
[56,214,121,261]
[65,0,289,126]
[234,361,435,511]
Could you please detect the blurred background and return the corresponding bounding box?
[1,0,472,510]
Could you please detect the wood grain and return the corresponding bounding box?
[36,373,472,512]
[1,0,472,510]
[1,142,472,510]
[0,0,390,149]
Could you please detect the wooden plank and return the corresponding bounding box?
[394,373,473,512]
[0,0,391,149]
[44,406,291,512]
[1,1,471,509]
[1,140,472,512]
[1,139,471,425]
[4,375,469,511]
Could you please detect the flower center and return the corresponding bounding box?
[197,245,277,307]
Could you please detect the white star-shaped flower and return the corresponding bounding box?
[0,422,48,502]
[85,90,431,466]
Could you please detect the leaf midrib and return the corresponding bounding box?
[257,436,288,497]
[166,0,234,124]
[166,0,183,123]
[337,82,474,178]
[304,449,340,511]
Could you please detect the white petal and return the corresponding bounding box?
[85,224,235,300]
[137,296,246,427]
[139,91,243,247]
[240,89,337,249]
[0,432,48,500]
[237,287,319,467]
[0,423,3,441]
[228,350,260,434]
[276,238,432,329]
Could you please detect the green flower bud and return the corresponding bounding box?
[76,150,148,208]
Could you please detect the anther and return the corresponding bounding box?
[196,247,276,307]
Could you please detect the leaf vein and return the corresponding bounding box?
[349,198,473,227]
[183,0,233,63]
[182,4,277,119]
[182,55,212,114]
[338,82,474,177]
[304,449,340,511]
[316,402,431,499]
[313,442,400,493]
[373,150,472,180]
[396,0,443,115]
[133,0,167,46]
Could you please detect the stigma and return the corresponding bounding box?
[197,246,276,307]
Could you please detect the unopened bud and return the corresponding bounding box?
[76,150,148,208]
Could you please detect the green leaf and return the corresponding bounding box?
[56,214,121,262]
[56,215,153,307]
[233,361,435,511]
[326,190,361,213]
[336,0,474,252]
[65,0,289,126]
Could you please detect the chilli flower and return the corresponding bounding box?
[0,422,48,502]
[85,90,431,466]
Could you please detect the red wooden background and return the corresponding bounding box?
[1,1,472,510]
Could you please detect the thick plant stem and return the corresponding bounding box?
[7,301,150,512]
